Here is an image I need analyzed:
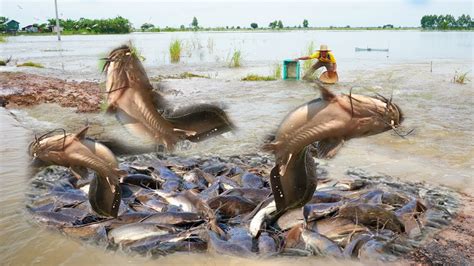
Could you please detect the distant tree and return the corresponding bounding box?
[180,25,185,30]
[191,17,199,29]
[237,26,241,29]
[303,19,309,28]
[269,21,277,29]
[141,23,154,31]
[250,23,258,29]
[456,14,472,28]
[0,16,9,32]
[277,20,283,29]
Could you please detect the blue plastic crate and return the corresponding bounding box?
[282,59,300,80]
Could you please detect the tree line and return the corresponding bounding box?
[47,16,132,34]
[0,16,131,34]
[140,18,311,31]
[421,14,473,30]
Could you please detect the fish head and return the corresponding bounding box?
[102,44,148,94]
[373,94,404,129]
[28,129,72,165]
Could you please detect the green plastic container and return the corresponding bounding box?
[282,59,300,80]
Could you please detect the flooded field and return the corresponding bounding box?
[0,30,473,265]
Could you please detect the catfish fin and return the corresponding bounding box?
[314,138,345,159]
[75,125,90,140]
[316,83,336,101]
[173,128,197,137]
[164,104,235,142]
[70,166,89,180]
[261,141,280,153]
[105,104,116,114]
[279,152,293,176]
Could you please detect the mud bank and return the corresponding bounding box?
[404,194,473,264]
[0,72,102,112]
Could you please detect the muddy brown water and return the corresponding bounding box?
[0,31,473,264]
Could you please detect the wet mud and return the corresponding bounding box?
[0,72,102,112]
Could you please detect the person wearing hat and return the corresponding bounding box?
[294,44,337,81]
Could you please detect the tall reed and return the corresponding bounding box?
[169,39,182,63]
[302,41,315,73]
[228,49,242,67]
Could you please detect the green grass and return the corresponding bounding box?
[453,71,470,84]
[241,74,276,81]
[0,36,7,43]
[302,41,316,73]
[228,49,242,68]
[17,61,44,68]
[169,39,182,63]
[273,62,282,79]
[150,72,210,81]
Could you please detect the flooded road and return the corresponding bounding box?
[0,30,473,264]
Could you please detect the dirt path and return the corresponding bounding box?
[0,72,102,112]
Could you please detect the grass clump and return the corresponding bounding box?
[241,74,276,81]
[179,72,209,79]
[17,61,44,68]
[302,41,316,73]
[0,36,7,43]
[150,72,210,81]
[273,63,282,79]
[169,39,182,63]
[453,71,470,84]
[228,50,242,68]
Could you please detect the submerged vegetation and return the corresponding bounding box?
[17,61,44,68]
[453,71,470,84]
[150,72,210,81]
[0,56,12,66]
[241,74,276,81]
[169,40,182,63]
[228,50,242,68]
[302,41,315,73]
[273,62,282,79]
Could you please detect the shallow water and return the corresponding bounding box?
[0,31,473,264]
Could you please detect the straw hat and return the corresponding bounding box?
[318,44,331,51]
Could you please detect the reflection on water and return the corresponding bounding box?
[0,31,472,264]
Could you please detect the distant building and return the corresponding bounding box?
[22,25,39,33]
[4,20,20,33]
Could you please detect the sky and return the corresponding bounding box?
[1,0,473,28]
